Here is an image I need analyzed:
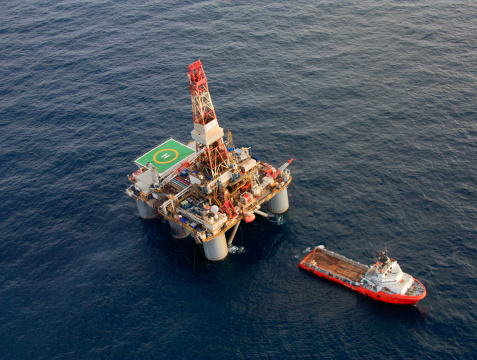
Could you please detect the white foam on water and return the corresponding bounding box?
[270,214,285,225]
[228,245,246,254]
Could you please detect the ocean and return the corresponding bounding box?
[1,0,476,359]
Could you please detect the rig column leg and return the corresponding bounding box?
[168,219,191,239]
[203,233,228,261]
[227,220,241,246]
[136,199,156,219]
[269,187,289,214]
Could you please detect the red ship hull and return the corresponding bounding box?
[299,261,427,305]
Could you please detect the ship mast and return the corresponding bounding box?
[188,60,229,178]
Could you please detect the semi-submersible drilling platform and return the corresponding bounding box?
[126,60,293,261]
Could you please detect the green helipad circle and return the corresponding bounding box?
[153,149,179,164]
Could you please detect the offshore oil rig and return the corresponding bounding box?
[126,60,293,261]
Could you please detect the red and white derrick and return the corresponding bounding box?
[188,60,229,178]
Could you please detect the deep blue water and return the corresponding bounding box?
[1,1,476,359]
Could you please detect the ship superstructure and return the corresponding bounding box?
[126,60,293,260]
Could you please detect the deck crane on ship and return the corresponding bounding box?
[126,60,294,260]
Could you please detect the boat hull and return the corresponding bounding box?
[299,262,426,305]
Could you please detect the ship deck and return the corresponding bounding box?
[304,251,367,283]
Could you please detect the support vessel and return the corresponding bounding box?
[299,246,426,305]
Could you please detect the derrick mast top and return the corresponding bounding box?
[188,60,229,178]
[188,60,217,126]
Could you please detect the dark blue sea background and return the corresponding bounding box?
[1,0,476,359]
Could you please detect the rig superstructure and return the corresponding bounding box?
[126,60,293,260]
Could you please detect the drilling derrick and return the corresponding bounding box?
[188,60,229,178]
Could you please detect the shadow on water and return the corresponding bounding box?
[131,212,293,307]
[356,295,429,322]
[300,267,429,323]
[139,212,290,274]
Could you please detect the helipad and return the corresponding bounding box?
[135,139,195,173]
